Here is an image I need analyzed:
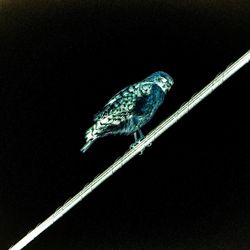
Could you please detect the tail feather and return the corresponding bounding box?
[80,140,95,154]
[81,123,102,153]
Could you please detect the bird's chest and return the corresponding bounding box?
[134,88,165,118]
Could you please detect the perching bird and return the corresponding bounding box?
[81,71,174,153]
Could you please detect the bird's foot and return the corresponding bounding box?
[129,140,141,149]
[129,140,145,155]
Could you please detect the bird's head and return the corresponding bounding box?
[147,71,174,93]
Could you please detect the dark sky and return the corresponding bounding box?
[1,1,250,249]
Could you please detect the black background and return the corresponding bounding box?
[1,1,250,249]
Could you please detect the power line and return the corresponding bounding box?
[9,49,250,250]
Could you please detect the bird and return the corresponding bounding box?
[81,71,174,153]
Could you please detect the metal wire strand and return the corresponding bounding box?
[9,49,250,250]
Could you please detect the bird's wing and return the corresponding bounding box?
[94,82,153,122]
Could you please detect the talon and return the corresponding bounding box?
[139,150,144,155]
[129,140,141,149]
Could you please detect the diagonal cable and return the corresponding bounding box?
[9,49,250,250]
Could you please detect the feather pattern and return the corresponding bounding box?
[81,71,174,153]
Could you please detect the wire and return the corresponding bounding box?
[9,49,250,250]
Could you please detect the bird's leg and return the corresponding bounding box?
[130,132,139,149]
[129,128,152,153]
[130,129,145,151]
[137,128,144,141]
[133,131,138,143]
[137,128,152,148]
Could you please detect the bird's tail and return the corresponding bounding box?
[80,126,98,154]
[80,140,95,153]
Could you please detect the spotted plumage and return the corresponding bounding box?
[81,71,174,153]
